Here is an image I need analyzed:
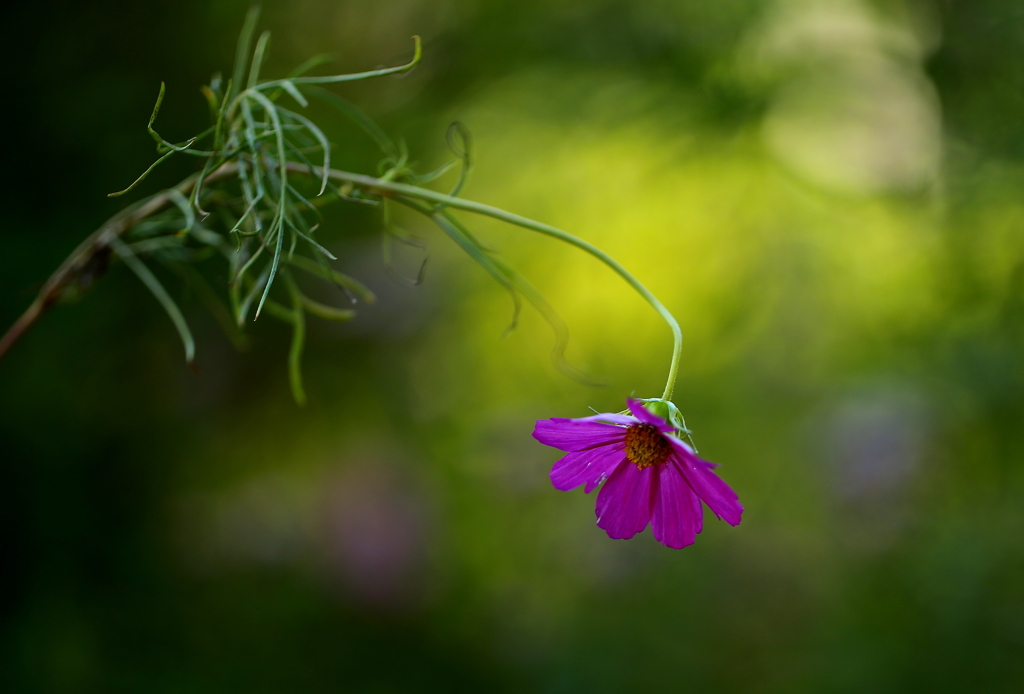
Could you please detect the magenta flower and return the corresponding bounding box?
[533,399,742,548]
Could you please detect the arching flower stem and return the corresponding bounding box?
[1,159,685,405]
[293,164,684,403]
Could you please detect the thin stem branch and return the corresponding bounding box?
[1,161,683,403]
[0,163,235,361]
[294,165,684,402]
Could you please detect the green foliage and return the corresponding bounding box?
[102,8,421,403]
[96,7,634,404]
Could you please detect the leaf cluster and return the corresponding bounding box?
[108,7,424,402]
[78,6,602,402]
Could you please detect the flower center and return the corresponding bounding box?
[624,424,672,469]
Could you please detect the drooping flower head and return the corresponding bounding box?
[533,399,742,548]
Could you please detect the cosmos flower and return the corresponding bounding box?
[533,399,742,548]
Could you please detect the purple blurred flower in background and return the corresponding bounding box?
[534,399,742,548]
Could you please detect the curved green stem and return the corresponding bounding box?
[2,157,683,400]
[293,165,684,401]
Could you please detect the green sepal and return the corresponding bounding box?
[641,399,671,424]
[636,397,698,452]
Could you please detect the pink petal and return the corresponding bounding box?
[668,435,717,466]
[584,466,614,494]
[670,443,743,526]
[650,462,703,548]
[550,443,627,492]
[626,399,675,433]
[595,462,655,540]
[533,418,626,452]
[575,412,638,426]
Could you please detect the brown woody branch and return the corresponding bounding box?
[0,163,237,360]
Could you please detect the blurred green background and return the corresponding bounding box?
[3,0,1024,691]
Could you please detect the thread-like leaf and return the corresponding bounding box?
[300,295,356,321]
[246,89,290,319]
[145,83,207,153]
[166,188,196,234]
[237,262,271,325]
[107,150,176,197]
[445,121,472,199]
[284,273,307,405]
[287,53,335,79]
[110,238,195,363]
[256,36,421,90]
[254,217,283,319]
[279,80,309,108]
[285,255,375,303]
[230,5,261,103]
[306,87,396,158]
[407,159,459,185]
[278,106,330,195]
[403,200,521,335]
[247,31,271,90]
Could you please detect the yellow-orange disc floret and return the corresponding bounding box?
[624,424,673,469]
